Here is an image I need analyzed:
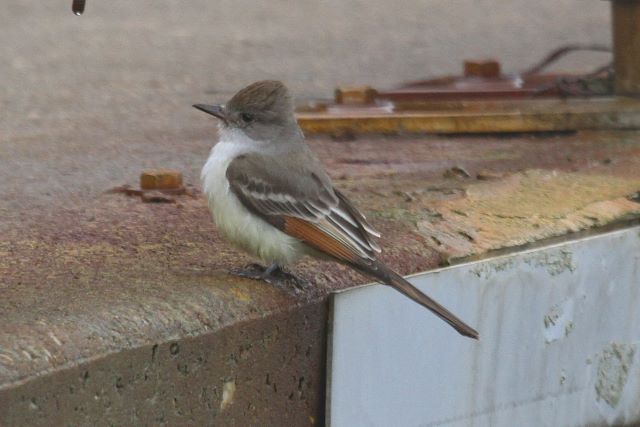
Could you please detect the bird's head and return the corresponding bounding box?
[193,80,297,141]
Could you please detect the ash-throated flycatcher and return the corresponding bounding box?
[193,81,478,339]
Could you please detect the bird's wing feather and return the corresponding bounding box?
[226,152,478,339]
[226,152,381,260]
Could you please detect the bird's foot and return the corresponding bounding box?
[266,264,311,293]
[231,263,311,294]
[230,263,268,280]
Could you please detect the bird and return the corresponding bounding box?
[193,80,478,339]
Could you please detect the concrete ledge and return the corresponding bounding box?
[1,303,327,426]
[2,130,640,425]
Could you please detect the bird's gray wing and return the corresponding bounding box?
[226,152,381,260]
[227,152,478,339]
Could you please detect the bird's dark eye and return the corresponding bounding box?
[240,113,254,123]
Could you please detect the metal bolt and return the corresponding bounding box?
[335,86,377,105]
[140,169,183,191]
[464,59,501,79]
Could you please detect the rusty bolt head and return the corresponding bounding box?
[464,59,501,79]
[335,86,377,105]
[140,169,183,190]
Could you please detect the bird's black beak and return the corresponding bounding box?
[193,104,227,123]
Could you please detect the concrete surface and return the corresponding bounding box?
[2,129,640,425]
[0,1,637,426]
[329,227,640,426]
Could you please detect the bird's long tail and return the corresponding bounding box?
[356,260,479,339]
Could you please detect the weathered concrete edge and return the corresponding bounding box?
[451,216,640,265]
[0,301,329,426]
[0,299,312,393]
[326,217,640,301]
[3,220,640,426]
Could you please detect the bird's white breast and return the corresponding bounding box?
[200,129,305,265]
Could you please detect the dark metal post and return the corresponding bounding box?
[612,0,640,95]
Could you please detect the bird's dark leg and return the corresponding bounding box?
[230,263,268,280]
[266,264,311,292]
[261,262,281,280]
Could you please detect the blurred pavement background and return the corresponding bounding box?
[0,0,612,227]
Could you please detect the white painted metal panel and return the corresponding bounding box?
[328,227,640,427]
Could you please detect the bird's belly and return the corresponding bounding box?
[201,143,305,265]
[211,190,305,265]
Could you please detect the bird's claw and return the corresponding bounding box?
[230,263,266,280]
[230,263,310,294]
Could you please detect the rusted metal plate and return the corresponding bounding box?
[298,97,640,135]
[331,66,607,105]
[464,59,501,78]
[364,74,564,102]
[302,47,620,135]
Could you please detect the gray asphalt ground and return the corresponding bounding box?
[1,1,611,228]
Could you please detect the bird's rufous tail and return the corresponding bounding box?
[356,260,479,339]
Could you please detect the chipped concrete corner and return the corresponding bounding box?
[0,303,328,426]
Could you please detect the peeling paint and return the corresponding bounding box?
[526,249,576,276]
[470,258,515,280]
[564,321,574,337]
[595,343,635,408]
[543,299,574,343]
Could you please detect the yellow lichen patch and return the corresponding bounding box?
[230,286,252,303]
[419,169,640,262]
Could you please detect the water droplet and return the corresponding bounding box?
[72,0,85,16]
